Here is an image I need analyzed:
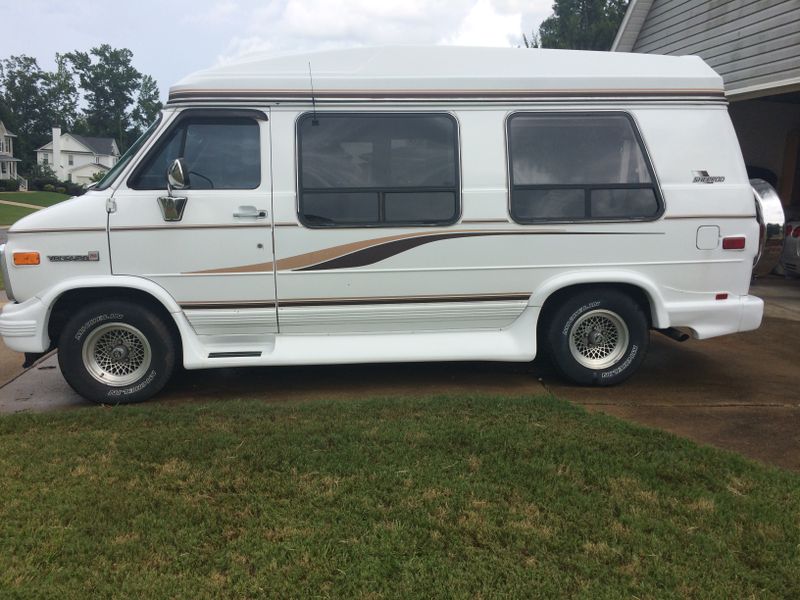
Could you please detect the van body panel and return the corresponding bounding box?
[0,47,768,386]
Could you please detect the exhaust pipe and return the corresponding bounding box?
[656,327,690,343]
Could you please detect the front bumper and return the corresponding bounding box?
[0,296,50,353]
[666,294,763,340]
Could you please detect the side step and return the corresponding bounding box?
[208,351,263,359]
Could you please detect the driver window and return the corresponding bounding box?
[129,117,260,190]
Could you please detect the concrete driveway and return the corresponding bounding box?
[1,277,798,471]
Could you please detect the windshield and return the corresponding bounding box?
[93,115,163,191]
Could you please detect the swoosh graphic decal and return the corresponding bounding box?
[298,232,486,271]
[189,230,487,274]
[186,229,661,274]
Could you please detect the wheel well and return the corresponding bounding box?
[47,287,182,355]
[537,283,654,336]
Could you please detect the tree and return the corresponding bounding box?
[65,44,143,149]
[0,55,78,173]
[131,74,162,137]
[42,54,79,132]
[1,46,161,174]
[522,32,540,48]
[531,0,629,51]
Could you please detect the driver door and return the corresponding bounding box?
[109,109,277,335]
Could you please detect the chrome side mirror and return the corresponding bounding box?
[158,158,189,222]
[167,158,189,192]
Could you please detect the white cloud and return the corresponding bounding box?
[442,0,522,47]
[216,0,552,64]
[185,0,240,24]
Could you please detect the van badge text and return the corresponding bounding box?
[48,251,100,262]
[692,170,725,184]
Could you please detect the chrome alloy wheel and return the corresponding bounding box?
[82,323,152,386]
[567,309,630,370]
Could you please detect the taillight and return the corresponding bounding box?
[722,236,746,250]
[793,227,800,239]
[786,224,794,237]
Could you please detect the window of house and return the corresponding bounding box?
[69,154,74,166]
[507,113,661,223]
[130,116,261,190]
[43,154,49,165]
[1,162,6,175]
[297,113,459,227]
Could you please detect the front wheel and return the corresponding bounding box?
[58,300,176,404]
[545,288,649,386]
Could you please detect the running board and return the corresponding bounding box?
[178,307,540,370]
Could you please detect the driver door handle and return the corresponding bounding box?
[233,205,268,219]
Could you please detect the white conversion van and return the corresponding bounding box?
[0,47,785,403]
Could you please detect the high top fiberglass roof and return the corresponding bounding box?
[169,46,723,102]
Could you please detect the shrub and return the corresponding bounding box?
[63,182,85,197]
[0,179,21,192]
[27,178,84,196]
[29,176,59,191]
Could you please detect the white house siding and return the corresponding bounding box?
[37,133,118,183]
[631,0,800,98]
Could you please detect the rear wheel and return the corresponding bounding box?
[58,300,176,404]
[545,288,648,386]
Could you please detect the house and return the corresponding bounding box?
[0,120,26,189]
[36,127,120,186]
[612,0,800,217]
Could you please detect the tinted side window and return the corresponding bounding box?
[298,114,459,227]
[508,113,661,222]
[131,117,260,190]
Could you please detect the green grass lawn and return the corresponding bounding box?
[0,190,71,207]
[1,395,798,598]
[0,191,71,226]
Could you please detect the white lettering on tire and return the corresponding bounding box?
[562,301,601,336]
[74,313,124,341]
[106,369,157,397]
[601,345,638,379]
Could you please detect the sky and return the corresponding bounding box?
[3,0,553,100]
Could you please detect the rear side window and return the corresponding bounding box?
[298,114,459,227]
[130,117,260,190]
[507,113,661,223]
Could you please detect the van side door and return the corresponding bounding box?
[108,109,277,336]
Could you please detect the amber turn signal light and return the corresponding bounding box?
[13,251,40,266]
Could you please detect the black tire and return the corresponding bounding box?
[57,300,176,404]
[545,288,649,386]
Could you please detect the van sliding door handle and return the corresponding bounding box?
[233,206,268,219]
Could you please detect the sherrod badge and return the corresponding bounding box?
[48,251,100,262]
[692,170,725,184]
